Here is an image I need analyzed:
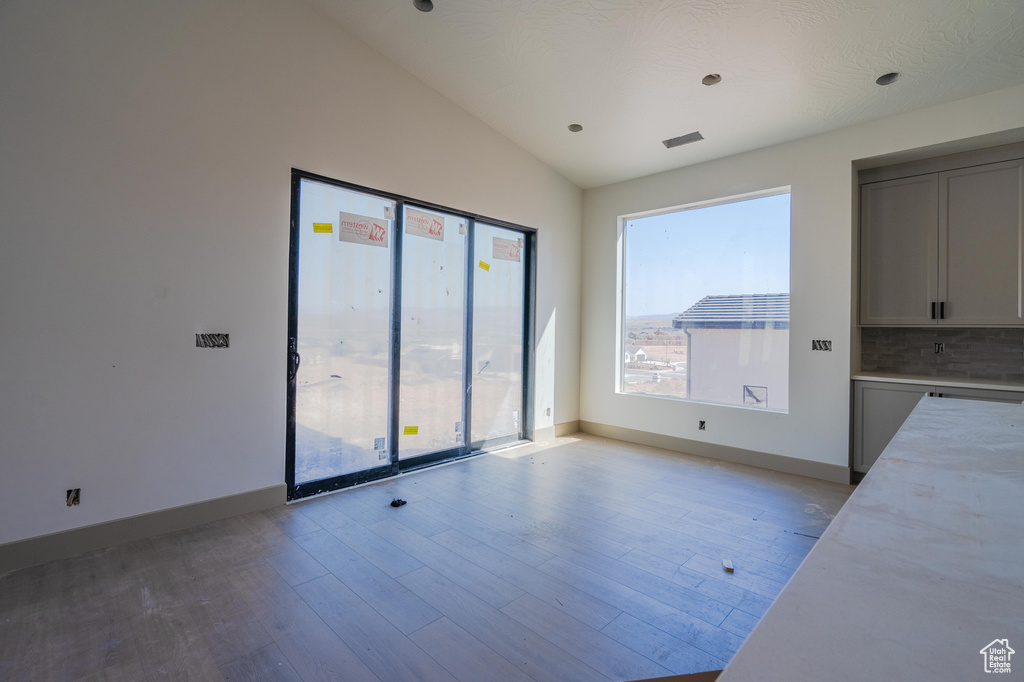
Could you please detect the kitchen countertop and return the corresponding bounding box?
[853,371,1024,392]
[717,396,1024,681]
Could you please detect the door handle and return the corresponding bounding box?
[939,301,945,319]
[931,302,936,319]
[288,338,301,382]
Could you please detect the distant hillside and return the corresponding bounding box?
[624,314,687,346]
[625,313,677,320]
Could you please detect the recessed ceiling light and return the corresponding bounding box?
[568,123,583,132]
[663,131,704,149]
[701,74,722,86]
[413,0,433,12]
[875,72,900,86]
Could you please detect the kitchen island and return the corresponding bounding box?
[718,396,1024,681]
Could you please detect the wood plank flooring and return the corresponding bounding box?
[0,434,852,681]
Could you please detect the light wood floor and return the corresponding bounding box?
[0,434,852,681]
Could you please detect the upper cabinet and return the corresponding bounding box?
[860,174,939,325]
[860,157,1024,326]
[941,160,1024,325]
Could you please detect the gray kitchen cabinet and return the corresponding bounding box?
[940,160,1024,325]
[853,380,1024,474]
[860,158,1024,326]
[853,381,930,473]
[860,174,938,325]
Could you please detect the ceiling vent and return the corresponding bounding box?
[662,131,704,149]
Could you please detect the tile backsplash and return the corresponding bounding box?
[860,327,1024,383]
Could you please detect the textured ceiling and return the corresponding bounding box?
[305,0,1024,188]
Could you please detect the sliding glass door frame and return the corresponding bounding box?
[286,169,536,500]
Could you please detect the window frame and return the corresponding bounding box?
[616,186,792,409]
[286,168,537,500]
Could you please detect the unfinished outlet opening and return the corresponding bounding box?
[66,488,80,507]
[699,420,706,431]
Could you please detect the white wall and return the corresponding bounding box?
[688,329,790,411]
[0,0,582,546]
[580,84,1024,470]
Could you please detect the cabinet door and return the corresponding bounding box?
[860,175,939,325]
[935,387,1024,404]
[853,381,932,473]
[940,159,1024,325]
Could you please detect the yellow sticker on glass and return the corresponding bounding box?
[403,426,419,435]
[479,261,490,271]
[313,222,333,233]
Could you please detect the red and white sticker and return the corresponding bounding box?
[492,236,521,262]
[338,211,389,248]
[406,208,445,241]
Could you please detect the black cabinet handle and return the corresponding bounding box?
[931,302,936,319]
[939,301,945,319]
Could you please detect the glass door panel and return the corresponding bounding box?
[293,178,394,485]
[398,207,467,460]
[471,223,525,447]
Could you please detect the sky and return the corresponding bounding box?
[624,192,791,317]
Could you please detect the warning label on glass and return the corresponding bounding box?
[406,208,445,241]
[339,211,389,248]
[493,236,521,262]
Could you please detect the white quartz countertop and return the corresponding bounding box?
[853,371,1024,392]
[718,396,1024,682]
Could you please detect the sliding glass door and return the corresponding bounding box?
[289,178,395,494]
[286,171,534,499]
[471,223,525,449]
[398,207,467,464]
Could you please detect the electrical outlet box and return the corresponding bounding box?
[66,488,80,507]
[934,342,944,354]
[196,333,229,348]
[699,420,706,431]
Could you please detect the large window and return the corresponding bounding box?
[619,190,790,411]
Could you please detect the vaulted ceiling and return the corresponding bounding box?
[306,0,1024,188]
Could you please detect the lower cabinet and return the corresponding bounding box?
[853,382,929,474]
[852,381,1024,474]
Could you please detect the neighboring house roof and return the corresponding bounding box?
[672,293,790,330]
[625,346,646,355]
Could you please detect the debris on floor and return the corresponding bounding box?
[390,498,407,508]
[722,558,734,573]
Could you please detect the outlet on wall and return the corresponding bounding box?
[66,488,80,507]
[196,333,230,348]
[699,420,706,431]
